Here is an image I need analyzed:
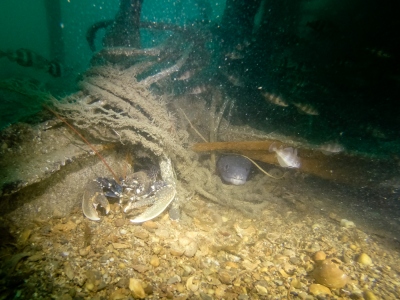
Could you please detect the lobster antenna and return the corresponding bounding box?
[44,105,120,184]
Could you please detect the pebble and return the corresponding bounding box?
[118,263,126,269]
[179,237,198,257]
[363,290,378,300]
[167,274,181,284]
[313,251,326,261]
[309,283,332,296]
[282,249,296,257]
[358,253,373,265]
[340,219,356,228]
[142,220,158,230]
[112,243,130,249]
[150,255,160,267]
[152,245,163,255]
[154,228,169,238]
[218,270,234,284]
[64,262,75,280]
[133,228,149,240]
[79,246,91,257]
[312,259,349,288]
[242,259,259,271]
[132,264,150,273]
[255,284,268,295]
[129,278,146,299]
[170,242,185,256]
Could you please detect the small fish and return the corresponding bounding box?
[269,142,301,168]
[220,70,245,87]
[365,48,392,59]
[293,102,319,115]
[306,20,336,36]
[235,40,251,51]
[176,69,196,81]
[318,142,344,155]
[262,92,288,107]
[225,50,244,60]
[48,61,63,77]
[2,48,63,77]
[187,84,208,94]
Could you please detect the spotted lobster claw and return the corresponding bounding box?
[82,180,111,221]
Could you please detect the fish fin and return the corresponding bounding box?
[277,156,289,168]
[269,142,277,152]
[282,147,294,155]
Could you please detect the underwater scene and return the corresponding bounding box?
[0,0,399,299]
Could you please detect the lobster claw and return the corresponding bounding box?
[82,180,110,221]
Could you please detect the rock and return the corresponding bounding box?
[363,290,378,300]
[255,284,268,295]
[112,243,130,249]
[132,264,150,273]
[64,262,75,280]
[129,278,146,299]
[242,259,259,271]
[154,228,169,238]
[313,251,326,261]
[170,242,185,256]
[133,228,149,240]
[178,236,198,257]
[53,209,64,219]
[358,253,373,265]
[79,245,91,257]
[152,244,163,254]
[167,274,181,284]
[142,220,158,230]
[119,263,126,269]
[150,255,160,267]
[312,259,349,288]
[218,270,234,284]
[309,283,332,296]
[340,219,356,228]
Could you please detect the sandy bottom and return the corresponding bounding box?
[1,121,400,299]
[1,187,399,299]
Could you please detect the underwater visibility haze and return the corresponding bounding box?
[0,0,399,299]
